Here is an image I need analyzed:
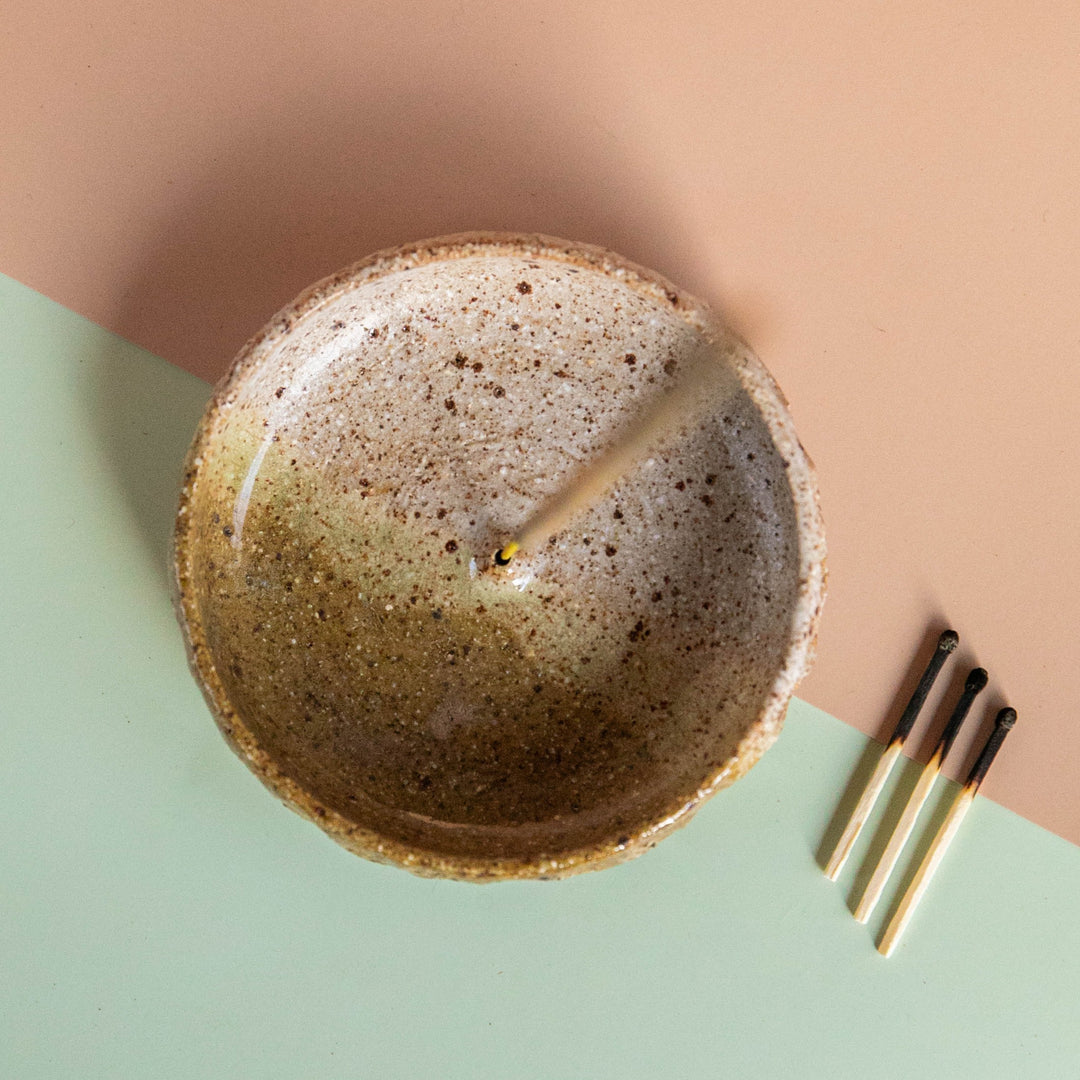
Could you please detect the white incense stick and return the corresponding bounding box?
[495,335,735,564]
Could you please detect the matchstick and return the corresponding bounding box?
[853,667,987,923]
[823,629,959,882]
[877,707,1017,957]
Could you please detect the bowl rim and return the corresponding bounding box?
[173,231,826,881]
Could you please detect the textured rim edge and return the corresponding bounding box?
[173,232,827,881]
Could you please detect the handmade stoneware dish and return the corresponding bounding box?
[173,233,826,880]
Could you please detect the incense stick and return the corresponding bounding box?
[494,336,735,565]
[878,707,1016,957]
[823,630,958,882]
[853,667,987,923]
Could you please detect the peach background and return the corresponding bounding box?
[3,2,1079,842]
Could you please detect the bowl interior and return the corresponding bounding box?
[177,243,813,872]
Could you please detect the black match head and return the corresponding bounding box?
[965,706,1018,788]
[996,707,1017,731]
[493,548,512,567]
[935,666,988,760]
[890,629,962,743]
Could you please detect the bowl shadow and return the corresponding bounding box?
[83,53,703,582]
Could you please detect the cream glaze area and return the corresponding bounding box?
[183,251,805,865]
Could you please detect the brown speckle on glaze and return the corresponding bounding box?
[173,233,826,882]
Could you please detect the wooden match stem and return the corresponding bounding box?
[498,337,734,561]
[853,748,942,922]
[877,707,1016,957]
[823,630,958,881]
[877,785,974,957]
[853,668,986,922]
[825,741,903,882]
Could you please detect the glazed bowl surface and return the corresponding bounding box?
[174,233,825,880]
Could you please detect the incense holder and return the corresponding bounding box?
[173,233,826,880]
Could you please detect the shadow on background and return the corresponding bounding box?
[106,51,700,385]
[82,340,210,584]
[82,31,708,574]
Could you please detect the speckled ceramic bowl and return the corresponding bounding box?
[174,233,825,880]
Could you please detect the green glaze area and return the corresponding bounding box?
[2,271,1078,1078]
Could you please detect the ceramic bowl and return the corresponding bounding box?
[173,233,825,880]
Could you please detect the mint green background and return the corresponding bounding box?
[3,272,1078,1078]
